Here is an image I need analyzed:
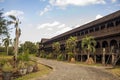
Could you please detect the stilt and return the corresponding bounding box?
[81,54,83,62]
[94,54,96,63]
[102,48,105,65]
[112,54,115,65]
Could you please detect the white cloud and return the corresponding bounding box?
[111,0,117,3]
[58,24,65,28]
[4,10,24,20]
[49,0,106,7]
[56,26,72,34]
[95,14,103,19]
[40,5,52,16]
[37,21,60,29]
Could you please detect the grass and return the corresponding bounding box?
[15,63,52,80]
[107,66,120,77]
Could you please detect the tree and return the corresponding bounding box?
[2,36,11,55]
[8,15,21,60]
[66,36,77,53]
[52,42,60,58]
[66,36,77,60]
[81,36,96,60]
[0,9,8,37]
[19,41,37,54]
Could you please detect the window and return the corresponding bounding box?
[100,24,105,30]
[107,22,114,28]
[115,19,120,26]
[95,26,99,31]
[89,28,94,33]
[81,31,84,35]
[85,30,88,34]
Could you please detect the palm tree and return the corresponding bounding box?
[2,36,11,55]
[0,9,8,36]
[81,36,96,60]
[52,42,60,58]
[66,36,77,60]
[66,36,77,53]
[8,15,21,60]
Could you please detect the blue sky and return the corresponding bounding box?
[0,0,120,43]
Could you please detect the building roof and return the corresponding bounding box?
[43,10,120,43]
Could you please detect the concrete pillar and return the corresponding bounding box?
[102,48,105,65]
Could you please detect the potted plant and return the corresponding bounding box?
[17,61,27,76]
[68,52,75,62]
[2,62,13,80]
[27,61,35,73]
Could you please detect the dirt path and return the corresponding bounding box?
[34,58,119,80]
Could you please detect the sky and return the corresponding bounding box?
[0,0,120,43]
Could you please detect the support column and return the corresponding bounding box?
[81,54,83,62]
[102,48,105,65]
[94,54,96,63]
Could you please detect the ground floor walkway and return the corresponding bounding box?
[33,58,119,80]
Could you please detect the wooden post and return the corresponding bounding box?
[102,48,105,65]
[112,54,115,65]
[94,54,96,63]
[81,54,83,62]
[111,46,115,65]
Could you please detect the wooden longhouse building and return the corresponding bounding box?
[39,10,120,65]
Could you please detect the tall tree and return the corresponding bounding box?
[66,36,77,54]
[66,36,77,61]
[0,9,8,37]
[8,15,21,60]
[81,36,96,60]
[52,42,60,57]
[2,36,11,55]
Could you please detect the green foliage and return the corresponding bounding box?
[18,61,27,69]
[52,42,60,55]
[81,36,96,53]
[18,51,30,62]
[2,62,13,72]
[40,50,46,58]
[46,53,53,59]
[57,54,65,61]
[19,41,38,54]
[66,36,77,53]
[68,52,74,58]
[0,9,8,37]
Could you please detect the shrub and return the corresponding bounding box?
[57,54,65,61]
[67,52,74,61]
[2,62,13,72]
[18,53,30,62]
[46,53,53,59]
[40,52,46,58]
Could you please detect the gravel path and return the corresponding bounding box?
[34,58,119,80]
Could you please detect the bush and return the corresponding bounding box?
[40,51,46,58]
[46,53,53,59]
[67,52,74,61]
[57,54,65,61]
[18,52,30,62]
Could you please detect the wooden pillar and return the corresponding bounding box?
[102,48,105,65]
[112,54,115,65]
[81,54,83,62]
[111,46,115,65]
[94,54,96,63]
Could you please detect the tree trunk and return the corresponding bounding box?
[15,27,19,60]
[87,53,90,60]
[7,46,8,55]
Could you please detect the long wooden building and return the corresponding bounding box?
[39,10,120,64]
